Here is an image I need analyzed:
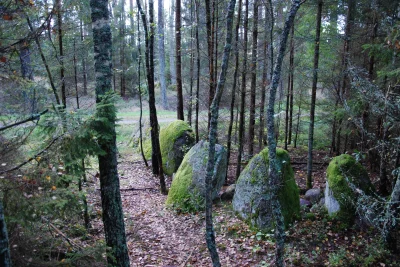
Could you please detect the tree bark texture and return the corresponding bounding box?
[205,0,236,265]
[306,0,323,189]
[226,0,242,177]
[265,1,302,266]
[158,0,168,109]
[205,0,215,130]
[56,0,66,108]
[137,0,167,194]
[248,0,259,156]
[195,0,201,142]
[235,0,249,180]
[89,0,130,265]
[175,0,184,120]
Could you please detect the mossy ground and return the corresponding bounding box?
[326,154,372,223]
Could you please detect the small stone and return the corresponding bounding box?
[221,184,236,200]
[305,188,321,204]
[300,198,311,207]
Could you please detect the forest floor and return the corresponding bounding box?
[85,146,399,267]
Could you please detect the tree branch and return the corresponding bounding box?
[0,109,48,132]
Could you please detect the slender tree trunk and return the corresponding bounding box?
[226,0,242,178]
[265,1,302,266]
[187,1,194,125]
[137,0,167,194]
[235,0,249,180]
[89,0,130,265]
[306,0,323,189]
[137,13,148,167]
[205,0,236,265]
[259,7,269,149]
[19,43,33,80]
[158,0,168,109]
[27,18,60,105]
[56,0,66,108]
[169,2,176,87]
[248,0,259,156]
[175,0,184,120]
[288,25,295,145]
[80,20,88,96]
[73,39,80,109]
[293,89,302,148]
[120,0,126,97]
[195,0,201,142]
[205,0,215,130]
[284,71,290,150]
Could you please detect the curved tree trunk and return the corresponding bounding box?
[265,1,302,265]
[205,0,237,265]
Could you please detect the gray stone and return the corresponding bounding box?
[305,188,322,204]
[165,141,227,211]
[221,184,236,200]
[300,198,311,207]
[232,148,300,231]
[324,181,340,215]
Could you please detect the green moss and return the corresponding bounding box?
[165,156,199,212]
[326,154,373,223]
[235,148,300,229]
[141,120,195,176]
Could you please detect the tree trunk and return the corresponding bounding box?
[56,0,66,108]
[265,1,302,266]
[248,0,259,156]
[175,0,184,120]
[19,43,33,80]
[137,0,167,194]
[205,0,236,265]
[187,1,194,125]
[73,39,80,109]
[158,0,168,109]
[235,0,249,180]
[137,12,148,168]
[26,18,60,105]
[226,0,242,179]
[259,6,270,149]
[120,0,126,97]
[194,0,201,142]
[80,20,88,96]
[169,2,176,87]
[89,0,130,265]
[288,25,295,145]
[306,0,323,189]
[205,0,215,130]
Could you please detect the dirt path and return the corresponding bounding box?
[116,158,271,267]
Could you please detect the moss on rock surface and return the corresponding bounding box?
[232,148,300,231]
[166,141,227,212]
[143,120,195,176]
[325,154,374,223]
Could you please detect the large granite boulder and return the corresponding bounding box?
[144,120,195,176]
[233,148,300,231]
[166,141,227,212]
[324,154,374,223]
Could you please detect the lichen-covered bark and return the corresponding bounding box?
[89,1,130,266]
[204,0,236,265]
[265,1,302,266]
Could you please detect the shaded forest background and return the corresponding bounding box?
[0,0,399,265]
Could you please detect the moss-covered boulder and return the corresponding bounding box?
[144,120,195,176]
[166,141,227,212]
[324,154,374,223]
[232,148,300,231]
